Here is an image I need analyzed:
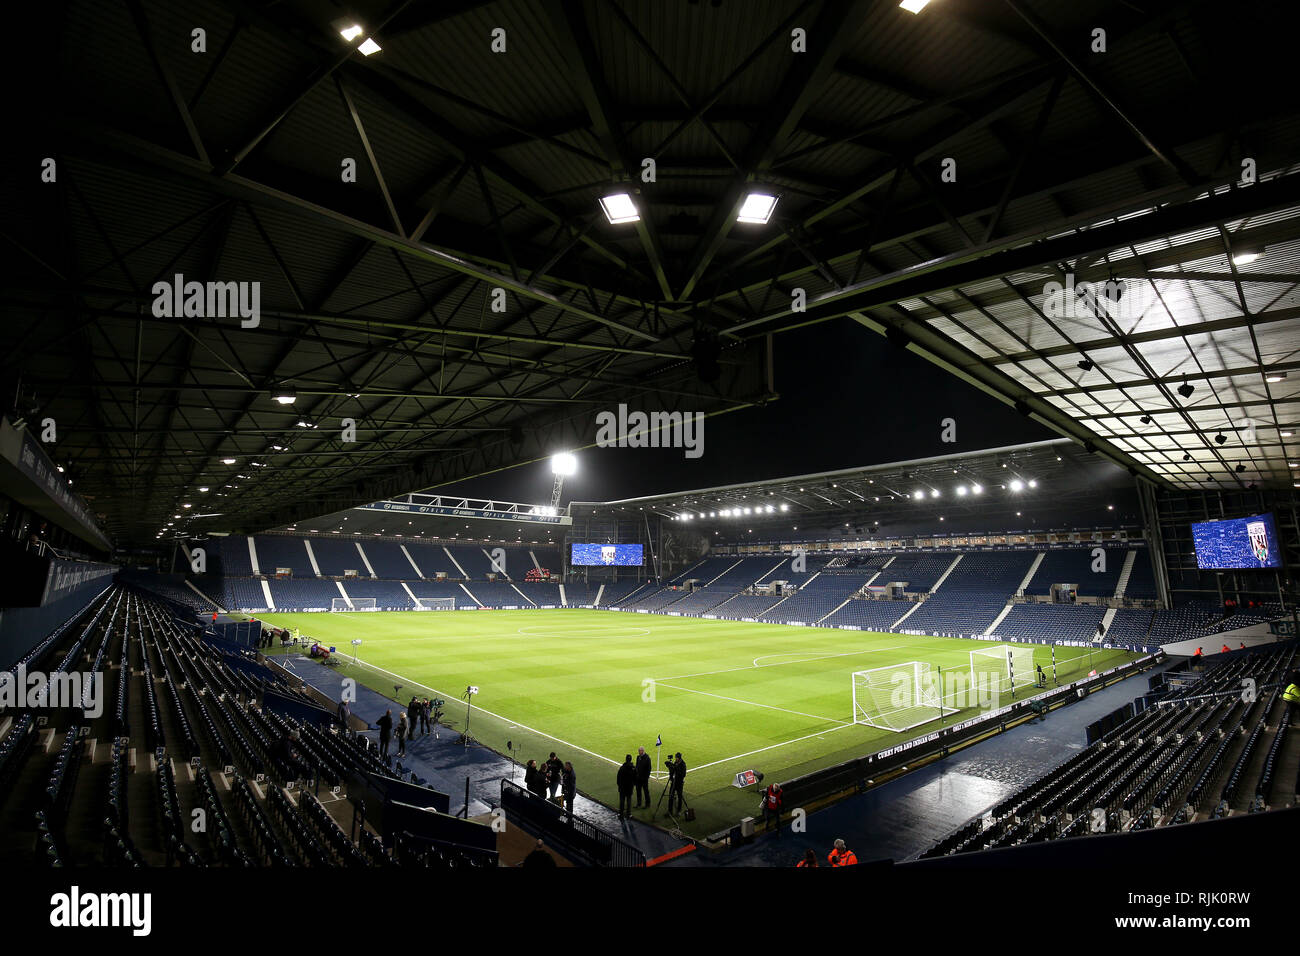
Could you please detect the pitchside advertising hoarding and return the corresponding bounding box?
[1191,512,1283,570]
[570,543,644,566]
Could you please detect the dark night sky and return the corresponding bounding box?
[439,317,1059,506]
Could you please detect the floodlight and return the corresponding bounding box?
[1027,479,1038,488]
[899,0,930,11]
[272,389,296,405]
[929,489,940,498]
[222,458,236,465]
[971,484,983,494]
[338,23,363,41]
[956,486,968,496]
[1178,381,1195,399]
[736,192,778,224]
[551,452,578,476]
[913,489,925,500]
[1009,479,1025,492]
[1231,248,1261,266]
[357,37,382,56]
[1077,359,1094,372]
[600,193,639,224]
[1265,370,1287,384]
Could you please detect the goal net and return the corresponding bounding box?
[331,597,377,612]
[852,661,953,732]
[415,597,457,611]
[970,644,1036,701]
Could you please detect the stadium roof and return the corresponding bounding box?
[265,437,1133,541]
[3,0,1297,548]
[579,437,1137,533]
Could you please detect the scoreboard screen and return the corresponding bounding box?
[570,543,644,566]
[1191,513,1282,570]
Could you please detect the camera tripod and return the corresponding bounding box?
[653,767,690,833]
[457,687,476,747]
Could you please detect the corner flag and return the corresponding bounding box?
[655,734,662,747]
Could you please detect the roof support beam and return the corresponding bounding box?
[549,0,674,300]
[723,168,1300,336]
[679,0,859,301]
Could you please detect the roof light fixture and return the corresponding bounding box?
[599,193,639,224]
[736,192,778,224]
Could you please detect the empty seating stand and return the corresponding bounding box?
[916,642,1299,861]
[0,586,491,869]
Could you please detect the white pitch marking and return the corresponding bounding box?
[688,722,861,773]
[340,657,624,768]
[654,645,904,682]
[655,681,850,726]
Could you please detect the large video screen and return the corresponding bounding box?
[570,543,644,566]
[1191,512,1283,570]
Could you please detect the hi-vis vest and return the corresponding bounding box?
[1284,683,1300,704]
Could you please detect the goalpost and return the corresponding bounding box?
[970,643,1036,700]
[331,597,377,612]
[852,661,955,732]
[415,597,457,611]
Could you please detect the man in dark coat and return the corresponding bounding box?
[376,708,393,758]
[561,762,577,818]
[616,755,637,818]
[634,746,652,808]
[667,752,687,815]
[524,759,543,797]
[521,839,557,868]
[546,752,563,801]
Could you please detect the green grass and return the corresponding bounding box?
[256,608,1140,836]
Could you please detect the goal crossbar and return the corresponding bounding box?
[331,596,376,612]
[970,643,1036,700]
[414,596,457,610]
[852,661,956,732]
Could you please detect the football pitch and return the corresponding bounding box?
[258,609,1140,835]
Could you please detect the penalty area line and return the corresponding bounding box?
[655,682,850,726]
[652,645,905,682]
[688,722,860,773]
